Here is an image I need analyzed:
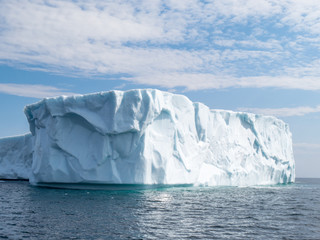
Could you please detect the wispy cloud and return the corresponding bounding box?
[0,83,75,98]
[238,105,320,117]
[293,142,320,155]
[0,0,320,90]
[294,142,320,150]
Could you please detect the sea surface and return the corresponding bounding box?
[0,178,319,240]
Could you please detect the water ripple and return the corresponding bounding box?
[0,179,320,239]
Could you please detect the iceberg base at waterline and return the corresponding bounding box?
[0,89,295,186]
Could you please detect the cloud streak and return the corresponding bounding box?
[238,105,320,117]
[294,142,320,150]
[293,143,320,156]
[1,0,320,90]
[0,83,75,98]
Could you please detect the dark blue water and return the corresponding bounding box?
[1,178,319,240]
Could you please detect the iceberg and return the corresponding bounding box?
[0,133,33,179]
[0,89,295,186]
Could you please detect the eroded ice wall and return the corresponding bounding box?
[0,133,33,179]
[24,89,295,185]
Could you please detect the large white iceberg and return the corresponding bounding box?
[1,89,295,186]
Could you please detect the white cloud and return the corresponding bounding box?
[0,83,75,98]
[294,142,320,150]
[238,105,320,117]
[284,59,320,78]
[126,73,320,91]
[1,0,320,90]
[236,76,320,90]
[293,142,320,157]
[205,0,283,21]
[280,0,320,35]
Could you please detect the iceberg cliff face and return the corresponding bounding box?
[22,89,294,185]
[0,133,33,179]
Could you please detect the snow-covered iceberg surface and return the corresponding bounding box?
[23,89,294,186]
[0,133,33,180]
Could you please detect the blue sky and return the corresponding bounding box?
[0,0,320,177]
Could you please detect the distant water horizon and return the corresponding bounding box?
[1,178,319,239]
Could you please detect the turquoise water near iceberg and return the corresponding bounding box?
[1,178,319,239]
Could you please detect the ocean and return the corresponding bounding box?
[1,178,319,239]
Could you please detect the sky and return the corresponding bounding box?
[0,0,320,178]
